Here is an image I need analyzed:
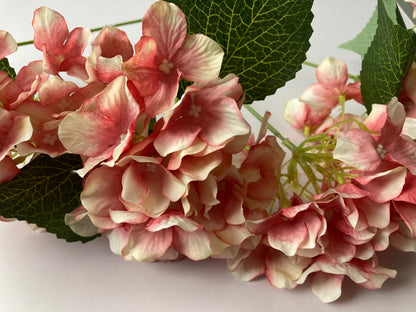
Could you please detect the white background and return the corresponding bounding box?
[2,0,416,311]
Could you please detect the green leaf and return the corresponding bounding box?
[339,1,403,58]
[360,0,416,113]
[170,0,314,104]
[0,154,100,243]
[0,57,16,80]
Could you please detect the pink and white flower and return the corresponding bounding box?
[153,74,250,157]
[123,1,224,117]
[58,76,139,176]
[32,6,91,79]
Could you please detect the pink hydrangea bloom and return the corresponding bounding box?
[32,7,91,79]
[123,1,224,117]
[65,155,216,262]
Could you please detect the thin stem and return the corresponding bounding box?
[243,104,297,151]
[17,18,143,47]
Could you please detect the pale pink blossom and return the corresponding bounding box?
[58,76,139,176]
[334,98,416,173]
[123,1,224,117]
[298,57,362,126]
[153,74,250,157]
[16,77,104,157]
[0,30,17,59]
[32,6,91,79]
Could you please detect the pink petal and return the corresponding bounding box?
[32,6,68,55]
[173,227,212,260]
[300,83,338,111]
[355,165,407,203]
[142,1,187,60]
[96,55,124,83]
[284,98,309,129]
[91,26,133,61]
[402,117,416,140]
[267,220,308,256]
[316,57,348,90]
[394,201,416,236]
[80,166,125,230]
[63,27,91,59]
[174,34,224,81]
[228,247,265,281]
[311,272,344,303]
[122,36,159,97]
[0,108,33,160]
[64,206,100,237]
[0,156,19,183]
[265,250,311,289]
[0,30,17,59]
[333,129,381,171]
[123,224,173,262]
[107,226,130,255]
[364,104,387,133]
[143,68,180,117]
[146,212,200,232]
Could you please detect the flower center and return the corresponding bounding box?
[159,59,175,75]
[43,133,58,146]
[189,104,202,118]
[376,144,387,158]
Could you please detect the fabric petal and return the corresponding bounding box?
[173,227,212,260]
[142,1,187,60]
[0,30,17,59]
[316,57,348,89]
[32,6,68,55]
[333,129,381,171]
[123,224,173,262]
[0,156,19,183]
[174,34,223,81]
[311,272,344,303]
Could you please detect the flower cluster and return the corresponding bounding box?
[2,0,416,304]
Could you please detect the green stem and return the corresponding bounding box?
[17,18,143,47]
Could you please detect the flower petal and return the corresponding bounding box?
[174,34,224,81]
[311,272,344,303]
[142,1,187,60]
[0,30,17,59]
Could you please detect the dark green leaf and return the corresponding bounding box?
[0,57,16,80]
[171,0,314,104]
[0,154,100,243]
[360,0,416,113]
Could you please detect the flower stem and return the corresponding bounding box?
[243,104,297,151]
[17,18,143,47]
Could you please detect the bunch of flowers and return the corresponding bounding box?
[1,0,416,303]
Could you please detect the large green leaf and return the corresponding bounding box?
[360,0,416,113]
[339,1,404,58]
[0,154,100,243]
[171,0,314,104]
[0,57,16,80]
